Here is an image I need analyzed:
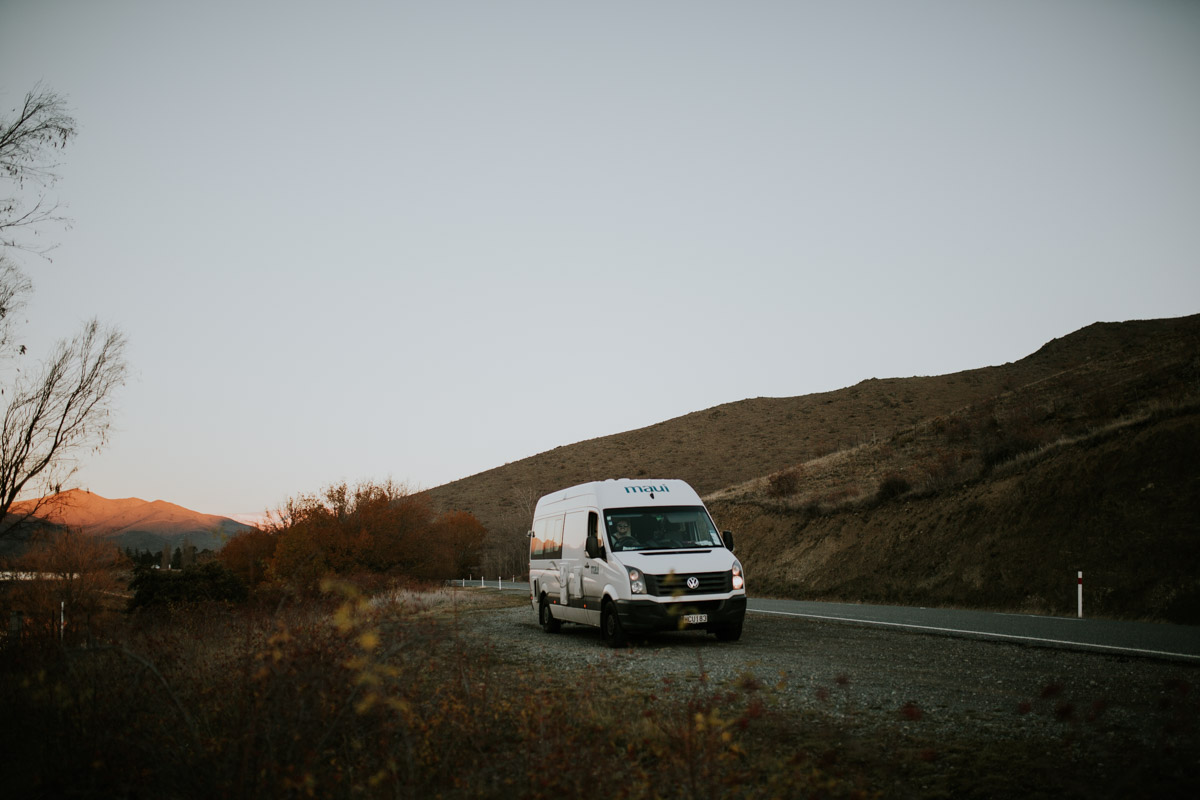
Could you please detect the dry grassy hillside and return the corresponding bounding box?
[425,314,1200,616]
[712,406,1200,623]
[712,315,1200,510]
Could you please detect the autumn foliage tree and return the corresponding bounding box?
[222,480,487,594]
[6,529,126,644]
[215,526,276,589]
[431,510,487,577]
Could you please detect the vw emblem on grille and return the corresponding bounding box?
[686,576,700,590]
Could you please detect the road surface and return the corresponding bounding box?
[464,579,1200,662]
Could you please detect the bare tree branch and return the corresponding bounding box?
[0,84,127,537]
[0,84,77,256]
[0,320,128,527]
[0,255,32,358]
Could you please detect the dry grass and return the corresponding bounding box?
[3,584,1196,798]
[424,315,1200,569]
[417,316,1200,623]
[714,405,1200,622]
[369,583,530,616]
[713,391,1200,517]
[0,585,878,799]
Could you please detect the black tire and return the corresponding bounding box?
[601,601,628,648]
[539,595,561,633]
[714,618,743,642]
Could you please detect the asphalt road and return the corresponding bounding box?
[747,597,1200,663]
[465,579,1200,663]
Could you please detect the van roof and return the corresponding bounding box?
[534,478,704,516]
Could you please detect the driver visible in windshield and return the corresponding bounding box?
[606,507,722,551]
[611,519,636,550]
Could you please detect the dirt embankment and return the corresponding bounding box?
[710,410,1200,624]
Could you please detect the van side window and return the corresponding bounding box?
[587,511,602,557]
[544,515,564,560]
[563,510,588,550]
[530,518,548,559]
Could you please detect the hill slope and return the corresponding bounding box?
[425,314,1200,620]
[711,406,1200,623]
[426,315,1199,530]
[1,490,251,555]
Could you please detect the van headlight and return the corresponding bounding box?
[627,567,646,595]
[731,561,744,591]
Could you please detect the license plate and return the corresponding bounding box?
[684,614,708,625]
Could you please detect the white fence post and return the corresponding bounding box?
[1077,571,1083,618]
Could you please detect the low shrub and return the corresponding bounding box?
[127,562,248,611]
[875,473,911,502]
[980,431,1043,472]
[765,468,802,499]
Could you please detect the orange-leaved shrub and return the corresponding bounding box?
[2,529,127,647]
[219,480,486,595]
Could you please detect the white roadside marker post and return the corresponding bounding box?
[1078,571,1083,619]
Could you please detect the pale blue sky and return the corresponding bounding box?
[1,0,1197,516]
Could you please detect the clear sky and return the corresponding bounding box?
[1,0,1197,517]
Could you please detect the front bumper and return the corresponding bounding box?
[614,595,747,634]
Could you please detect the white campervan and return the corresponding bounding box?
[528,479,746,646]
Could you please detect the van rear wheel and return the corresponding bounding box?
[539,595,561,633]
[601,601,628,648]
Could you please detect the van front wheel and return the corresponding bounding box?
[714,619,743,642]
[539,595,561,633]
[601,602,628,648]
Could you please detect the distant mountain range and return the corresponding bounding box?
[1,490,252,556]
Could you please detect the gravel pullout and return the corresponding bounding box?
[466,602,1199,755]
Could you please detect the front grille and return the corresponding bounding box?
[645,571,731,597]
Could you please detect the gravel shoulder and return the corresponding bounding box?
[460,595,1200,797]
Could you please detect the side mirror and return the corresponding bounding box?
[586,535,605,560]
[722,530,735,552]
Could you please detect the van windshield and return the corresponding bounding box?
[604,506,724,552]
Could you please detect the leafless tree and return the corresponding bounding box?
[0,85,128,534]
[0,320,127,526]
[0,257,32,357]
[1,84,76,257]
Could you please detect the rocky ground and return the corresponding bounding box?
[463,598,1200,798]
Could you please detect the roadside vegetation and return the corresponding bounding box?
[0,569,879,799]
[3,573,1197,798]
[2,471,1196,796]
[216,480,488,598]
